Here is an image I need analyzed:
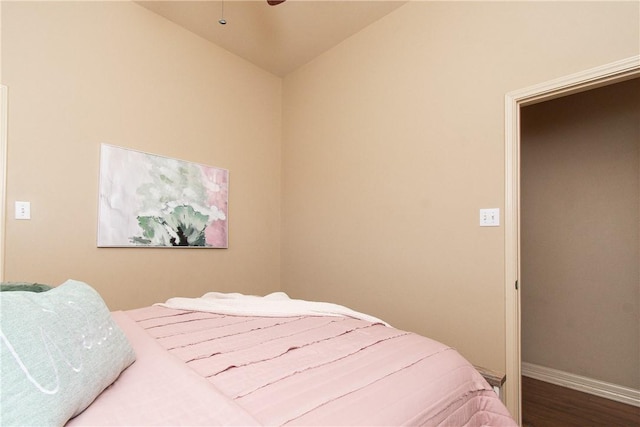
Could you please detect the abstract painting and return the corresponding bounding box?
[97,144,228,248]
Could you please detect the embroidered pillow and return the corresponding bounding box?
[0,279,136,426]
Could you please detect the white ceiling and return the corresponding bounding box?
[135,0,407,77]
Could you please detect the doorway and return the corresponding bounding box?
[504,56,640,424]
[519,78,639,424]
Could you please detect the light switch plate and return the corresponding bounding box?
[480,208,499,226]
[15,201,31,220]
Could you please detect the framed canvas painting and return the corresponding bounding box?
[97,144,228,248]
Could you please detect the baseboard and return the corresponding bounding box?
[522,362,640,407]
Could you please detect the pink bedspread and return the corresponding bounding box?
[70,306,516,426]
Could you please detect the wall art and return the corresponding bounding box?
[98,144,228,248]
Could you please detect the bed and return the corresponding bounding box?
[1,280,517,426]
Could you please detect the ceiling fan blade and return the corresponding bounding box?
[267,0,286,5]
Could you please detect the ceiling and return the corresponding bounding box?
[135,0,407,77]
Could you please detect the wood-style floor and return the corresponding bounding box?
[522,376,640,427]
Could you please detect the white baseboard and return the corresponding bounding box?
[522,362,640,407]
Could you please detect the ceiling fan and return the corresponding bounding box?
[220,0,285,25]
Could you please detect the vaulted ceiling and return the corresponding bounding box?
[135,0,406,77]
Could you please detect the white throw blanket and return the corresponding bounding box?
[157,292,390,327]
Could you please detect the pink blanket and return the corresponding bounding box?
[67,311,259,426]
[70,307,516,426]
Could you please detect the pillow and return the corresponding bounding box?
[0,279,136,426]
[0,282,52,292]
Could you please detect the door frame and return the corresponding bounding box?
[504,55,640,424]
[0,85,7,281]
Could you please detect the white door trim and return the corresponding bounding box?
[0,85,7,281]
[504,55,640,423]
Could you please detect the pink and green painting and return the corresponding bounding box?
[97,144,228,248]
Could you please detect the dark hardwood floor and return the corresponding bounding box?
[522,376,640,427]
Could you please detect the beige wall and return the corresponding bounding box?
[281,0,639,375]
[521,79,639,389]
[1,1,282,309]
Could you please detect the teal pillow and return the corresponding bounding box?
[0,282,52,292]
[0,279,136,426]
